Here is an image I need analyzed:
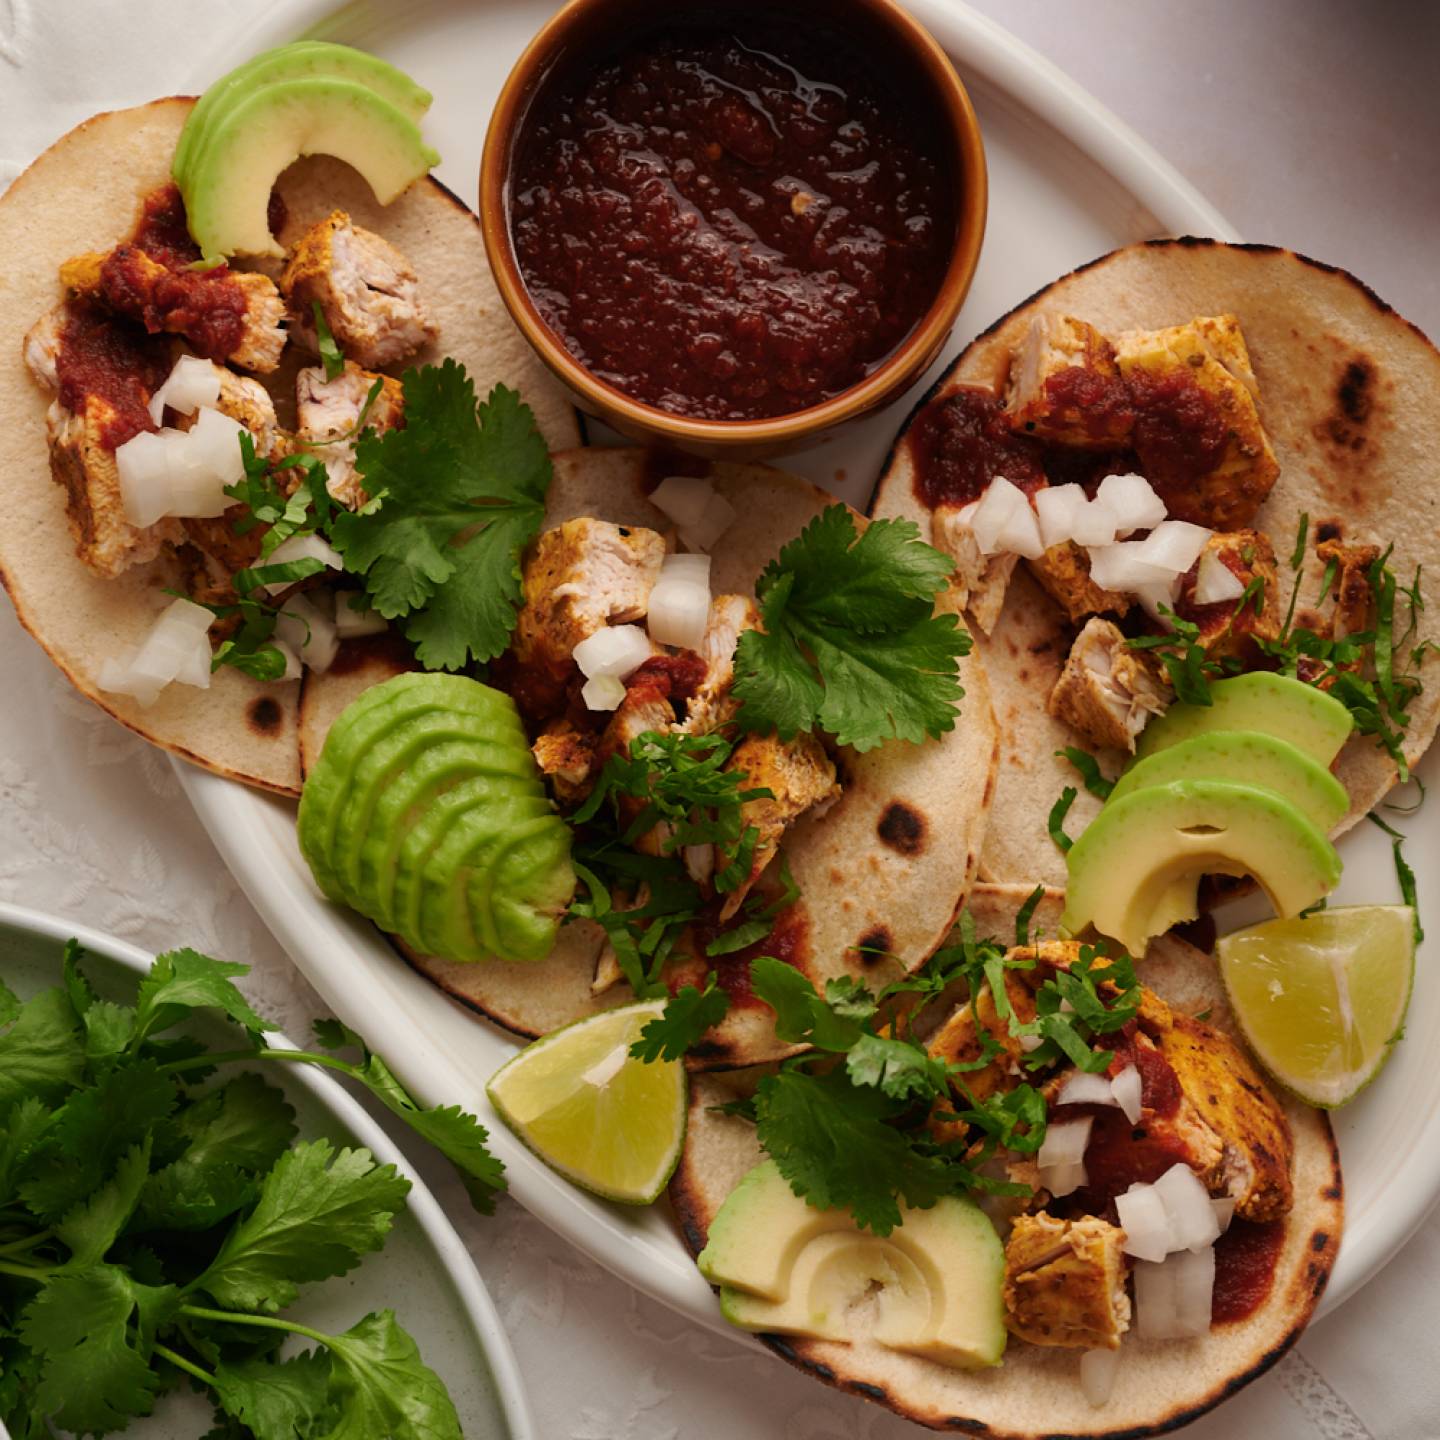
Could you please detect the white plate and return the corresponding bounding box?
[0,902,534,1440]
[179,0,1440,1344]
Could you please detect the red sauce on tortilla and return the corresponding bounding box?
[1106,1027,1181,1119]
[1211,1218,1285,1325]
[131,184,203,268]
[1041,365,1136,442]
[54,302,171,450]
[907,385,1047,509]
[683,901,808,1011]
[1075,1109,1196,1208]
[509,17,954,420]
[1126,364,1229,486]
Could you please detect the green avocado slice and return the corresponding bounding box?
[467,814,578,964]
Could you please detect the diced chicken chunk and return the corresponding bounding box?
[1112,314,1279,529]
[1169,528,1279,665]
[281,211,437,369]
[1027,541,1130,625]
[1006,315,1132,449]
[295,362,406,509]
[532,720,599,807]
[1003,1213,1131,1349]
[59,247,285,373]
[719,731,838,918]
[678,594,762,735]
[597,677,680,857]
[1317,535,1380,642]
[1048,617,1170,753]
[930,503,1018,636]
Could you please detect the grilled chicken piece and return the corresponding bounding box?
[1317,536,1381,641]
[510,520,666,719]
[1112,314,1279,529]
[60,247,285,374]
[678,594,762,735]
[1048,617,1170,753]
[598,677,679,857]
[295,362,406,509]
[1027,541,1130,624]
[930,503,1017,636]
[719,731,838,918]
[1003,1212,1131,1349]
[1006,315,1133,449]
[532,720,599,806]
[281,211,437,369]
[23,303,181,578]
[1169,529,1279,665]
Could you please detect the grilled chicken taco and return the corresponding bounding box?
[671,883,1342,1436]
[872,241,1440,890]
[0,96,578,795]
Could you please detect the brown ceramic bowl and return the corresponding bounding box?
[479,0,987,460]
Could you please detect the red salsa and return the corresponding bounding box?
[681,900,810,1010]
[55,303,171,450]
[1211,1218,1286,1325]
[907,385,1047,509]
[509,17,956,421]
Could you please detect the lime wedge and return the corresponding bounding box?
[486,1002,685,1203]
[1216,905,1415,1108]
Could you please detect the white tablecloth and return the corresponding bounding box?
[3,4,1437,1437]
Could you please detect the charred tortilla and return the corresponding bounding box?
[872,240,1440,886]
[669,882,1343,1437]
[0,99,579,795]
[299,446,1000,1067]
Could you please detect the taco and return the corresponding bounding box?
[306,447,1001,1067]
[871,240,1440,887]
[670,882,1342,1436]
[0,98,578,795]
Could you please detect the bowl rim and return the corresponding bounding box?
[478,0,989,448]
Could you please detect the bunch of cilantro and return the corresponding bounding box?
[0,941,505,1438]
[635,891,1140,1234]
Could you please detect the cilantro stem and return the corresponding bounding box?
[157,1046,356,1079]
[179,1303,331,1347]
[0,1230,51,1258]
[153,1342,217,1387]
[0,1257,50,1281]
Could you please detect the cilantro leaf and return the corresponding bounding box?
[845,1034,953,1103]
[0,975,20,1027]
[318,1309,462,1440]
[196,1140,410,1313]
[55,1138,152,1269]
[0,1097,53,1206]
[332,366,551,670]
[1057,747,1113,800]
[134,949,269,1045]
[213,1349,335,1440]
[733,506,970,752]
[0,988,84,1111]
[1047,787,1077,853]
[631,976,730,1062]
[750,956,867,1052]
[312,301,345,381]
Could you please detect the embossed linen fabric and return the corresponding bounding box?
[2,4,1439,1438]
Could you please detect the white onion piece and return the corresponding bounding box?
[1097,473,1166,536]
[1153,1163,1222,1252]
[684,844,715,885]
[1056,1071,1118,1108]
[1040,1159,1088,1198]
[1173,1246,1216,1337]
[1111,1064,1143,1124]
[1080,1348,1120,1408]
[96,598,215,708]
[1037,1115,1092,1168]
[1116,1183,1172,1263]
[968,478,1041,557]
[995,499,1045,558]
[1133,521,1212,575]
[1211,1197,1236,1234]
[275,593,339,675]
[115,431,176,528]
[1070,494,1121,548]
[649,476,712,529]
[573,624,653,680]
[647,553,712,650]
[1017,1033,1044,1053]
[1194,548,1246,605]
[332,593,390,638]
[1133,578,1180,622]
[268,639,302,682]
[263,532,345,592]
[581,673,627,712]
[1085,543,1177,593]
[172,631,214,689]
[1035,485,1088,549]
[147,354,221,424]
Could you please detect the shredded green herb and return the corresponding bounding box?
[1368,812,1423,944]
[1057,747,1113,800]
[1048,787,1078,853]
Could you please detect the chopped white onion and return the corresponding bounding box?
[1173,1245,1216,1337]
[1132,521,1212,575]
[1194,548,1246,605]
[1116,1183,1172,1263]
[1133,579,1180,622]
[1133,1260,1179,1340]
[572,624,653,680]
[684,844,715,885]
[147,354,222,424]
[647,553,712,650]
[1211,1197,1236,1234]
[1041,1159,1089,1198]
[581,673,627,712]
[649,474,738,552]
[268,639,302,682]
[1034,485,1088,550]
[1056,1071,1119,1108]
[1037,1115,1092,1168]
[1086,543,1178,593]
[1080,1347,1120,1408]
[275,593,339,675]
[116,406,249,526]
[1096,473,1166,537]
[968,477,1044,558]
[1018,1033,1044,1053]
[96,598,215,708]
[115,431,178,528]
[1153,1163,1221,1252]
[1070,493,1121,548]
[1111,1064,1143,1125]
[332,593,390,638]
[1138,1247,1217,1340]
[263,532,345,592]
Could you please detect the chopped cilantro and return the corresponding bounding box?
[1126,604,1238,706]
[1048,786,1078,853]
[1014,882,1047,945]
[732,506,970,752]
[1368,812,1423,944]
[630,975,730,1063]
[311,300,345,382]
[1057,746,1113,800]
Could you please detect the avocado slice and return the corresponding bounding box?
[175,42,432,187]
[1061,778,1342,955]
[1109,730,1349,833]
[700,1160,1006,1369]
[1136,672,1353,767]
[180,76,439,258]
[470,817,578,964]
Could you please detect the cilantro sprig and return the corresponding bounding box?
[0,940,502,1438]
[732,506,971,752]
